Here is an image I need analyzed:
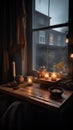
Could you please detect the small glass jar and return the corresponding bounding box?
[39,66,46,78]
[17,75,24,83]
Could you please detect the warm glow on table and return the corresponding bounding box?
[51,73,57,81]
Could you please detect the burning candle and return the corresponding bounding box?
[70,53,73,58]
[51,73,57,81]
[44,73,49,80]
[12,61,16,79]
[70,53,73,75]
[27,76,33,85]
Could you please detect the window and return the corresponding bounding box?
[32,0,69,74]
[39,31,45,44]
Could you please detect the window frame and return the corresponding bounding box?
[26,0,69,75]
[32,0,69,73]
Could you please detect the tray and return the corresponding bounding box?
[33,78,61,89]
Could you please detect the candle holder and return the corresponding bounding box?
[44,73,49,80]
[27,76,33,86]
[51,72,57,81]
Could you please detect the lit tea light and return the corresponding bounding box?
[70,53,73,59]
[51,73,57,81]
[27,76,33,86]
[44,73,49,80]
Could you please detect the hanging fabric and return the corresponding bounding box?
[9,0,26,55]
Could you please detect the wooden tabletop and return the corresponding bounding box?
[0,82,73,111]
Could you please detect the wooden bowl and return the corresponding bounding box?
[49,87,64,98]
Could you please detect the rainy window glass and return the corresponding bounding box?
[32,0,69,74]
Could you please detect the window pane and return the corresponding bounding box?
[35,0,49,16]
[49,0,69,25]
[32,0,69,75]
[32,27,68,74]
[33,0,69,29]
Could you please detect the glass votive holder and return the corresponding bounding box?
[44,72,49,80]
[51,72,57,81]
[27,76,33,86]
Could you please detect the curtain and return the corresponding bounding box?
[9,0,26,55]
[0,1,10,83]
[21,44,27,76]
[0,0,27,83]
[17,0,27,75]
[9,0,27,76]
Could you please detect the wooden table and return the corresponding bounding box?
[0,82,73,111]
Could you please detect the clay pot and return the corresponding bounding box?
[17,75,24,83]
